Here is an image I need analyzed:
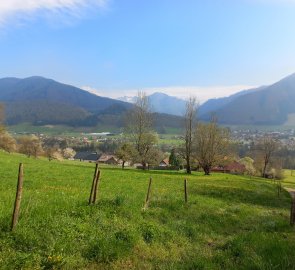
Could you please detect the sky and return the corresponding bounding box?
[0,0,295,103]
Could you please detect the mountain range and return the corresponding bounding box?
[199,73,295,125]
[0,73,295,131]
[130,73,295,126]
[0,76,182,132]
[118,92,187,116]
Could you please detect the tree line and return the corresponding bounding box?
[0,100,287,178]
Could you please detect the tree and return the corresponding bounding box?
[18,135,43,158]
[0,132,16,153]
[63,147,76,159]
[44,147,63,161]
[116,143,135,169]
[125,91,158,169]
[239,157,256,177]
[145,147,163,168]
[132,132,159,169]
[169,148,182,169]
[183,96,198,174]
[98,140,119,154]
[193,118,230,175]
[255,136,279,178]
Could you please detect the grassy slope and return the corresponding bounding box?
[1,151,295,269]
[283,170,295,190]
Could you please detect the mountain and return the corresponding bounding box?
[198,86,266,116]
[148,92,186,116]
[200,73,295,125]
[0,76,132,126]
[118,92,186,116]
[0,76,183,132]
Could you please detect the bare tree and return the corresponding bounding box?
[18,135,43,158]
[125,91,158,169]
[183,96,198,174]
[0,132,16,153]
[256,136,279,178]
[193,118,230,175]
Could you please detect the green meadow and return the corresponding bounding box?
[1,150,295,269]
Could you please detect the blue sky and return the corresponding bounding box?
[0,0,295,102]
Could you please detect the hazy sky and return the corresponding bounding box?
[0,0,295,102]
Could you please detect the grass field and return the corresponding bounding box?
[1,151,295,269]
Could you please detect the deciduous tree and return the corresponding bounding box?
[255,136,279,178]
[18,135,43,158]
[0,132,16,153]
[183,96,198,174]
[239,157,256,177]
[63,147,76,159]
[193,118,230,175]
[125,91,158,169]
[116,143,135,169]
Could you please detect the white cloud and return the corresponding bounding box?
[0,0,108,26]
[81,84,257,104]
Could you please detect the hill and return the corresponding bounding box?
[0,76,132,126]
[1,150,295,269]
[199,73,295,125]
[198,86,265,116]
[0,77,183,132]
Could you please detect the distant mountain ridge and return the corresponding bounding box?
[0,76,183,132]
[0,76,130,114]
[198,86,266,116]
[1,73,295,130]
[199,73,295,125]
[118,92,186,116]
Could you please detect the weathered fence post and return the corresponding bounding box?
[11,163,24,231]
[89,163,99,205]
[92,170,101,204]
[290,199,295,226]
[144,177,152,209]
[184,179,188,203]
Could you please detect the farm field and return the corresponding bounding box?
[1,151,295,269]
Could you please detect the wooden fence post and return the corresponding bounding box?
[144,177,152,209]
[11,163,24,231]
[92,170,101,204]
[290,199,295,226]
[184,179,188,203]
[89,164,99,205]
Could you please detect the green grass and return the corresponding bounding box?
[1,151,295,269]
[282,170,295,190]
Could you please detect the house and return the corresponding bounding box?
[74,152,100,162]
[225,161,246,174]
[211,166,230,173]
[97,154,119,165]
[159,158,170,167]
[212,161,246,174]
